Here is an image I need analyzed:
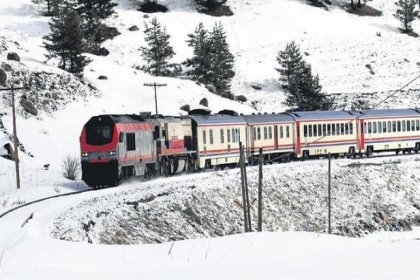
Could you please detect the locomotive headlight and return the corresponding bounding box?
[109,151,116,156]
[81,152,89,157]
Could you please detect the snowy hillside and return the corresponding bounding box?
[1,0,420,278]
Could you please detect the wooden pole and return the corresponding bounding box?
[11,85,20,190]
[258,148,263,232]
[144,82,167,116]
[243,146,252,232]
[239,142,248,232]
[328,153,331,234]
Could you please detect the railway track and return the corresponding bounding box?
[0,152,419,221]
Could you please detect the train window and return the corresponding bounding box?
[402,120,406,132]
[368,122,372,134]
[257,127,261,140]
[345,123,349,135]
[203,130,207,144]
[236,128,241,142]
[397,121,401,132]
[280,126,284,138]
[220,129,224,144]
[313,125,317,137]
[232,129,235,142]
[373,122,377,134]
[388,121,392,133]
[350,123,354,134]
[378,122,382,133]
[416,120,420,131]
[364,123,367,134]
[340,123,344,135]
[119,133,124,143]
[286,126,290,138]
[253,128,257,140]
[383,121,387,133]
[318,124,322,136]
[331,124,336,136]
[322,124,326,136]
[210,129,214,144]
[304,125,308,137]
[264,127,268,139]
[126,133,136,151]
[411,120,415,131]
[407,120,411,132]
[309,125,313,137]
[269,127,273,139]
[392,121,396,132]
[327,124,331,136]
[335,123,339,136]
[227,129,231,143]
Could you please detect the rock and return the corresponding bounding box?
[251,84,262,90]
[7,52,20,62]
[20,96,38,116]
[95,47,109,56]
[128,25,139,31]
[205,84,216,93]
[199,98,208,107]
[236,95,247,102]
[2,63,12,72]
[180,104,190,112]
[0,68,7,86]
[98,75,108,80]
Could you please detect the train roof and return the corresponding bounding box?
[88,114,147,125]
[243,113,294,124]
[188,114,247,126]
[287,110,356,121]
[355,109,420,118]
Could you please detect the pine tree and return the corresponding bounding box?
[207,22,235,98]
[184,23,211,86]
[32,0,62,16]
[395,0,417,33]
[43,5,91,75]
[140,17,175,76]
[276,41,304,89]
[75,0,117,50]
[286,62,332,111]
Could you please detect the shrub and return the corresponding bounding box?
[62,155,80,180]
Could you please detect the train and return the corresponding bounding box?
[80,108,420,187]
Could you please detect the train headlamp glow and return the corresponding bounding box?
[109,151,116,156]
[81,152,88,157]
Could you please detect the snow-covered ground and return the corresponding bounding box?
[1,0,420,278]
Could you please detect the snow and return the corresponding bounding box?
[1,0,420,278]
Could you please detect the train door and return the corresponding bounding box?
[359,118,365,152]
[274,125,278,150]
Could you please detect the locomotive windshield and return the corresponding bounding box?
[86,125,113,145]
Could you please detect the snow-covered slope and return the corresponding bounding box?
[1,0,420,278]
[1,0,420,174]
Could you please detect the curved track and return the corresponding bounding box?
[0,152,419,220]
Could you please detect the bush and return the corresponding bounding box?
[62,155,80,180]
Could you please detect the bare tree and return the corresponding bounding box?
[62,155,80,180]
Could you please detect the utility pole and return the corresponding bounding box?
[144,82,167,116]
[328,153,332,234]
[239,142,248,232]
[0,85,29,190]
[258,148,263,232]
[243,146,252,232]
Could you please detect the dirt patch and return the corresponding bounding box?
[346,4,382,17]
[198,5,233,17]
